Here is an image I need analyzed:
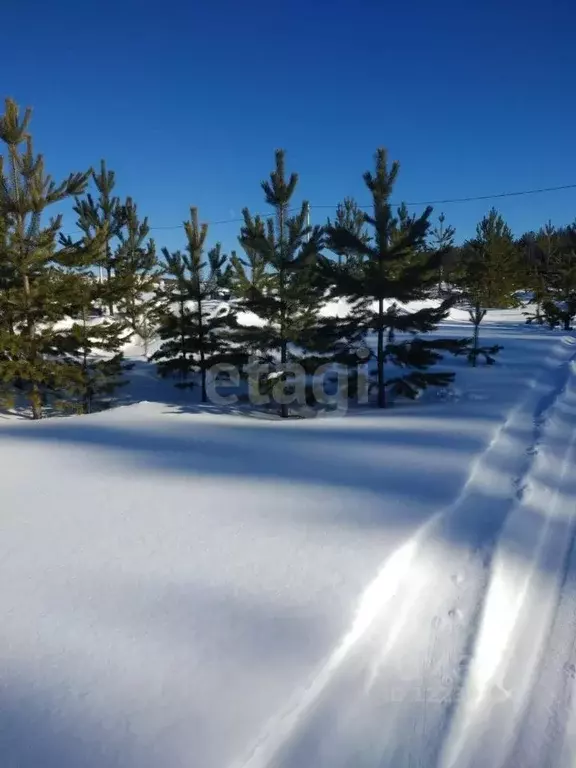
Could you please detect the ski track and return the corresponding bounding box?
[233,335,576,768]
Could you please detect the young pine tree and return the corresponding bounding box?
[225,237,271,300]
[206,243,227,299]
[543,224,576,330]
[236,149,323,417]
[72,160,124,315]
[151,208,241,402]
[57,269,131,414]
[114,196,160,343]
[0,98,91,418]
[429,212,456,294]
[519,223,555,325]
[320,148,465,407]
[0,209,16,336]
[326,197,370,269]
[456,209,518,365]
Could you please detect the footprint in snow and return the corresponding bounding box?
[563,663,576,679]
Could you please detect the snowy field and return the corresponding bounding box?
[1,308,576,767]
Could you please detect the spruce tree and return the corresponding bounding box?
[235,149,323,417]
[320,148,464,407]
[151,208,241,402]
[0,98,91,418]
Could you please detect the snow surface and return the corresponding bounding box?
[1,307,576,767]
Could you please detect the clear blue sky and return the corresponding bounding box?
[3,0,576,253]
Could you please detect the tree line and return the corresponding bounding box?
[1,97,575,419]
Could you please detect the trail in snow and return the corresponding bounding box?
[233,335,576,768]
[440,346,576,768]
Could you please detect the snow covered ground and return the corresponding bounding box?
[1,308,576,767]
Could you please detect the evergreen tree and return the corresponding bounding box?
[235,149,323,417]
[455,209,517,365]
[56,269,131,413]
[54,230,133,413]
[327,197,369,269]
[320,148,465,407]
[151,208,241,402]
[152,249,193,384]
[0,98,91,418]
[429,212,456,293]
[519,225,553,325]
[542,224,576,330]
[114,196,160,341]
[206,243,227,298]
[0,209,16,335]
[72,160,123,315]
[225,226,271,300]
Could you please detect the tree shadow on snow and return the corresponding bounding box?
[1,397,575,579]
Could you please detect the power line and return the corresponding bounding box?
[363,182,576,209]
[62,182,576,236]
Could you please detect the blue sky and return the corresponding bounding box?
[3,0,576,253]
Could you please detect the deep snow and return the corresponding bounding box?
[1,308,576,767]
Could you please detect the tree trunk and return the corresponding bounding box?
[472,322,480,367]
[280,339,288,419]
[106,265,114,316]
[23,272,42,418]
[377,297,386,408]
[279,201,288,419]
[564,316,571,331]
[179,299,187,384]
[198,295,207,403]
[30,383,42,420]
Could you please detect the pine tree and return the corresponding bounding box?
[456,209,517,365]
[327,197,369,269]
[225,240,271,299]
[543,224,576,330]
[72,160,123,315]
[0,98,91,418]
[519,223,555,325]
[235,149,323,417]
[0,209,16,335]
[152,249,193,385]
[114,196,160,342]
[320,148,465,407]
[151,208,241,402]
[57,270,131,413]
[206,243,227,298]
[429,212,456,293]
[53,230,133,414]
